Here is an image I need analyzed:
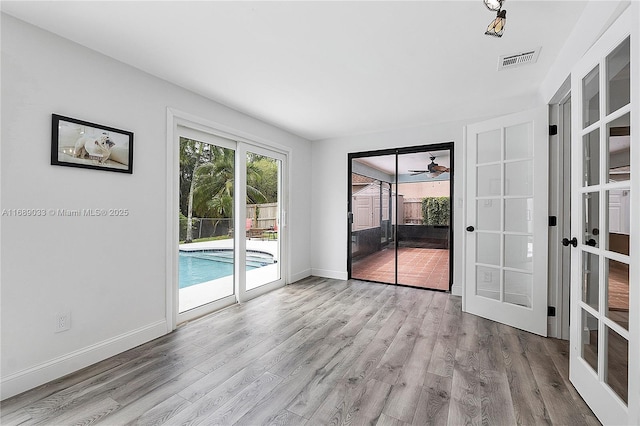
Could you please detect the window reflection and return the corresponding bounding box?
[607,113,630,184]
[583,129,599,187]
[607,37,630,114]
[583,192,599,248]
[582,66,600,128]
[606,259,629,331]
[581,309,598,374]
[606,326,628,404]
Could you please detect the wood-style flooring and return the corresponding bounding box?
[1,277,600,425]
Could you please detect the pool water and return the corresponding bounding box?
[179,250,274,289]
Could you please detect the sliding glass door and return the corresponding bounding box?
[178,129,236,316]
[348,144,453,291]
[396,152,450,290]
[350,154,396,284]
[245,147,283,292]
[176,125,287,322]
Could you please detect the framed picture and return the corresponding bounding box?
[51,114,133,174]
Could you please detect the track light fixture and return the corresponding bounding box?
[483,0,503,11]
[486,9,507,37]
[483,0,506,38]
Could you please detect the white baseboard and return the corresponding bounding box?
[311,268,348,281]
[290,268,312,283]
[0,320,167,400]
[451,284,462,296]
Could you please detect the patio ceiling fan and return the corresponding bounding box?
[408,153,450,177]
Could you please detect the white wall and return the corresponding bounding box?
[0,14,311,399]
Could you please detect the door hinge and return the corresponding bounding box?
[549,125,558,136]
[549,216,557,227]
[548,306,556,317]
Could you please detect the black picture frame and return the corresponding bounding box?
[51,114,133,174]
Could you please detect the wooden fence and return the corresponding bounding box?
[403,199,423,224]
[246,203,278,229]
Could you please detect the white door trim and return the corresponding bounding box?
[547,91,572,340]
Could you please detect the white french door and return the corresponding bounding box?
[464,106,548,336]
[569,5,637,424]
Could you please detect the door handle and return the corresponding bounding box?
[562,237,577,247]
[466,226,475,232]
[586,238,597,247]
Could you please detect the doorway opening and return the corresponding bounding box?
[348,143,453,291]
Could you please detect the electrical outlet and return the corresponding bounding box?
[54,311,71,333]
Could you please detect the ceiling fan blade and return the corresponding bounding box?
[408,169,428,173]
[431,165,450,173]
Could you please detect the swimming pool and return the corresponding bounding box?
[179,250,274,288]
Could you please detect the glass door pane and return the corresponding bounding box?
[245,151,281,291]
[583,65,600,128]
[606,37,630,114]
[178,137,235,313]
[396,151,450,290]
[351,155,396,285]
[474,128,503,303]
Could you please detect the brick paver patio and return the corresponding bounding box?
[352,247,450,290]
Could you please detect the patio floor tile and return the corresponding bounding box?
[352,247,449,291]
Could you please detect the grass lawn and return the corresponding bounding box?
[180,235,232,244]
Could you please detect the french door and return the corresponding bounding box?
[569,5,637,424]
[173,122,287,324]
[464,106,549,336]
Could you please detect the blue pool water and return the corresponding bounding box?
[179,250,274,289]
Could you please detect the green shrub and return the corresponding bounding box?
[422,197,450,226]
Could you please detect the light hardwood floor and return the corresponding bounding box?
[1,277,600,425]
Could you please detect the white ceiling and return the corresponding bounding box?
[356,150,451,176]
[1,1,588,141]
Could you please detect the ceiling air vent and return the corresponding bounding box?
[498,48,540,70]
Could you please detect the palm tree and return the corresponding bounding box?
[194,148,267,226]
[179,138,213,243]
[180,143,270,241]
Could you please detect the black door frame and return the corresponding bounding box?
[347,142,454,291]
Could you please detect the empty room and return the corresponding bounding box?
[1,1,638,425]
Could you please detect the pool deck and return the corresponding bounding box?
[179,239,278,260]
[178,239,279,313]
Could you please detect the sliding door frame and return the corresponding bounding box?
[167,108,290,330]
[347,142,455,291]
